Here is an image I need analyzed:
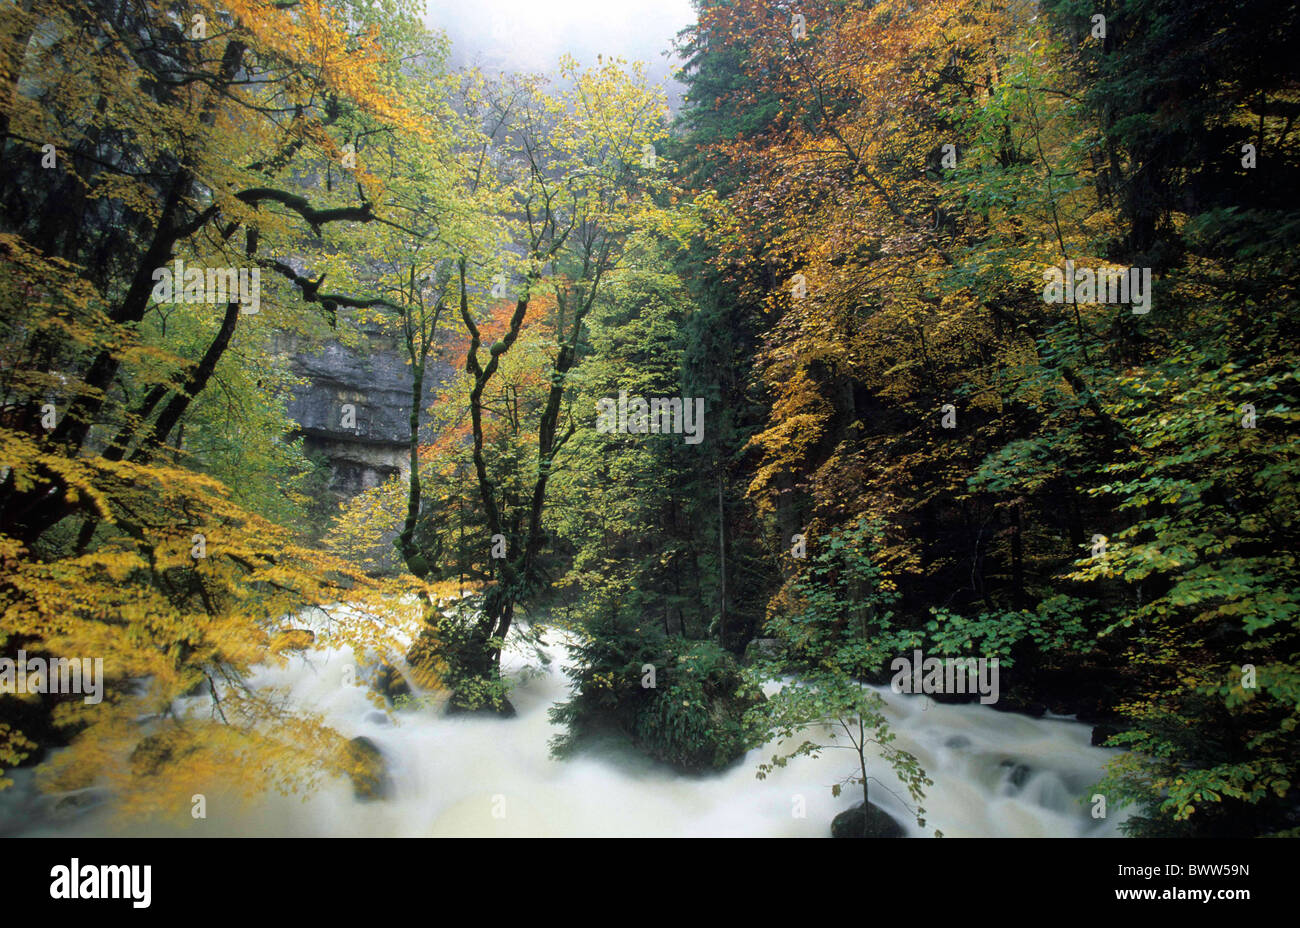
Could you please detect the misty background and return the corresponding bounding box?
[423,0,697,108]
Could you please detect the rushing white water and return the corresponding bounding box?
[3,623,1129,838]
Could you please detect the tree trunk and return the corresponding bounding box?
[717,473,727,646]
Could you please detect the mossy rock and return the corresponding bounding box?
[345,736,392,801]
[630,643,763,773]
[372,662,411,704]
[404,626,447,691]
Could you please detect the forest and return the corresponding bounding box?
[0,0,1297,840]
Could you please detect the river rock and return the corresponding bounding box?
[1091,723,1123,746]
[372,662,411,704]
[999,759,1033,790]
[993,692,1047,717]
[404,626,446,691]
[50,787,112,821]
[831,802,905,838]
[345,736,392,801]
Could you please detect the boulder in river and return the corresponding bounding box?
[831,802,905,838]
[49,787,112,821]
[998,759,1033,790]
[404,625,447,691]
[372,662,411,704]
[1090,722,1123,747]
[345,736,392,801]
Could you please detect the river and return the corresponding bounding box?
[2,623,1129,838]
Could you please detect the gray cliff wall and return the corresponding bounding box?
[275,324,452,505]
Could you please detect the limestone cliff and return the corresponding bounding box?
[276,323,452,507]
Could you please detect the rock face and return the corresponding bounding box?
[831,801,906,838]
[275,323,453,506]
[741,637,782,665]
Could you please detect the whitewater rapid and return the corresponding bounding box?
[3,624,1129,838]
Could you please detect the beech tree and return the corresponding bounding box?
[0,0,434,807]
[416,58,669,711]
